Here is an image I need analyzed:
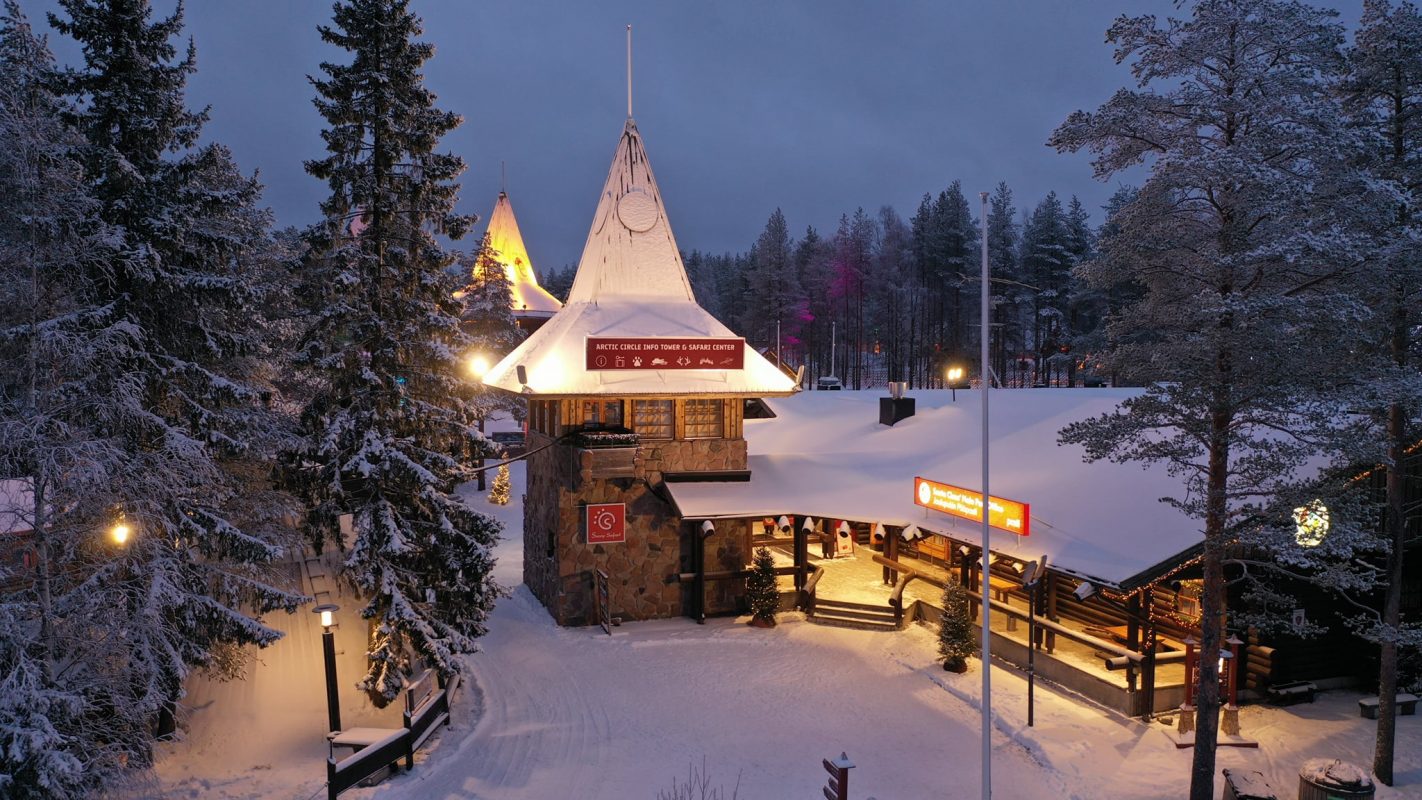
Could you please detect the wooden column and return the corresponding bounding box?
[883,528,899,585]
[1140,585,1157,720]
[1045,572,1058,653]
[793,522,806,593]
[1125,594,1140,693]
[693,527,707,624]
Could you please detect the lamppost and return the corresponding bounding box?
[313,603,342,734]
[945,365,966,401]
[468,353,491,491]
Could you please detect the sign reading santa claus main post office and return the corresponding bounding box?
[586,503,626,544]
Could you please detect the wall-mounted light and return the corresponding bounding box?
[900,524,922,541]
[700,520,716,537]
[777,515,791,534]
[468,354,491,379]
[1073,582,1097,601]
[801,517,816,532]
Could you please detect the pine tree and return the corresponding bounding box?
[41,0,300,767]
[986,182,1023,385]
[1051,4,1358,796]
[745,208,803,352]
[1338,0,1422,784]
[488,463,511,506]
[283,0,503,706]
[745,547,779,626]
[938,578,974,672]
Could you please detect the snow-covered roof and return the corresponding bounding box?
[1,478,34,536]
[666,389,1207,590]
[483,119,797,398]
[484,191,562,318]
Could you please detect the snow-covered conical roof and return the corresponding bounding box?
[485,190,562,318]
[483,119,798,398]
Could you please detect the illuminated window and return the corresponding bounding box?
[632,400,673,440]
[684,399,724,439]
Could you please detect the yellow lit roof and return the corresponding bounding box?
[484,191,562,318]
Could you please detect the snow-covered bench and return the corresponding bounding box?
[1266,680,1316,706]
[327,726,409,798]
[1358,693,1418,719]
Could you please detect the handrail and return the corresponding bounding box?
[799,565,825,614]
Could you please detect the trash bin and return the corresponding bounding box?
[1298,759,1375,800]
[1222,768,1276,800]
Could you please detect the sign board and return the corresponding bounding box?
[585,337,745,370]
[586,503,626,544]
[913,476,1030,536]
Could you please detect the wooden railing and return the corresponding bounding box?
[326,673,456,800]
[799,565,825,615]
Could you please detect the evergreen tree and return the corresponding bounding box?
[461,233,525,421]
[538,262,576,304]
[1051,3,1358,795]
[795,226,835,383]
[283,0,502,705]
[1337,0,1422,783]
[0,5,127,793]
[868,206,914,383]
[1020,192,1072,386]
[745,208,803,353]
[985,182,1023,385]
[938,578,974,671]
[745,547,779,626]
[43,0,300,766]
[487,463,511,506]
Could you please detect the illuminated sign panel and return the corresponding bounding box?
[585,337,745,370]
[913,477,1030,536]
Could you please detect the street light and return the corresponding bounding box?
[467,353,491,379]
[946,365,966,401]
[312,603,342,734]
[110,522,131,545]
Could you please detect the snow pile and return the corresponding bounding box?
[1299,757,1374,789]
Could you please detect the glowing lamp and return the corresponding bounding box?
[1292,500,1329,547]
[313,603,340,632]
[946,366,965,384]
[110,523,131,545]
[468,354,491,379]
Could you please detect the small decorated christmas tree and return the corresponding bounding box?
[939,578,975,672]
[746,547,780,627]
[488,463,511,505]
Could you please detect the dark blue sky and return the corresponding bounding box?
[35,1,1359,271]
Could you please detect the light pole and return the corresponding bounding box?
[313,603,342,734]
[468,354,491,491]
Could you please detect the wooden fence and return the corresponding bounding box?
[326,673,457,800]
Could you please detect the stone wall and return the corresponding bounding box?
[522,432,751,626]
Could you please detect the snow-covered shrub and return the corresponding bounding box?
[745,547,779,626]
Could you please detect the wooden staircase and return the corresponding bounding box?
[808,597,901,631]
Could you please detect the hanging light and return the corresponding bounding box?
[777,515,792,534]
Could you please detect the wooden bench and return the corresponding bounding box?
[1267,680,1316,706]
[1359,693,1418,719]
[1222,768,1277,800]
[987,575,1016,603]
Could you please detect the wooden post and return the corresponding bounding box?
[1045,572,1058,653]
[883,527,899,585]
[822,752,854,800]
[1125,594,1140,694]
[693,527,707,624]
[1140,585,1157,720]
[793,521,806,593]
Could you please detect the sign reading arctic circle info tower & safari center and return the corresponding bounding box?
[914,477,1030,536]
[585,337,745,370]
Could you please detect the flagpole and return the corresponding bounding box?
[979,190,992,800]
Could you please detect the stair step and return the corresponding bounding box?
[809,612,900,631]
[811,604,897,623]
[814,598,896,614]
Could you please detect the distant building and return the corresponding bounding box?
[477,190,562,333]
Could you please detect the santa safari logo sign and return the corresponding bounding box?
[586,503,626,544]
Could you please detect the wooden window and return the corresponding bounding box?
[632,399,674,440]
[581,400,624,429]
[684,399,724,439]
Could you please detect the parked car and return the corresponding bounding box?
[489,430,526,456]
[815,376,843,391]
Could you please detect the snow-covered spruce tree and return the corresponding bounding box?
[1049,3,1361,797]
[0,5,129,794]
[488,464,511,506]
[745,208,803,353]
[938,578,974,672]
[39,0,300,766]
[1338,1,1422,784]
[745,547,779,627]
[285,0,502,705]
[459,233,523,489]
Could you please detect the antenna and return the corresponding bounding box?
[626,24,633,119]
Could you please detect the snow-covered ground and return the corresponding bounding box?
[146,411,1421,800]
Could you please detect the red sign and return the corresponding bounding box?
[585,337,745,370]
[586,503,626,544]
[913,477,1030,536]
